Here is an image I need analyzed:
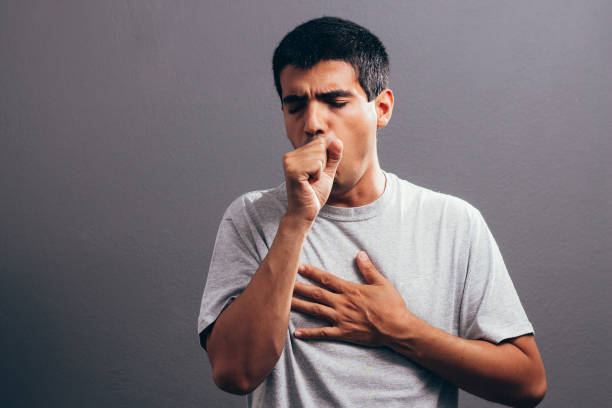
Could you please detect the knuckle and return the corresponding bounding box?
[282,154,292,169]
[313,288,324,300]
[344,299,359,312]
[346,286,361,297]
[330,312,339,324]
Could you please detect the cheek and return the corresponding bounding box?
[284,118,300,148]
[347,103,377,133]
[344,108,377,151]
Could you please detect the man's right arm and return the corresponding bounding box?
[204,214,311,394]
[203,135,343,394]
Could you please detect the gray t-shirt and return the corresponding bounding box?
[198,171,534,407]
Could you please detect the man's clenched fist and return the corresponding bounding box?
[283,134,343,223]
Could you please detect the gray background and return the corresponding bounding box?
[1,1,610,407]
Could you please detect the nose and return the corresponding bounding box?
[303,102,327,141]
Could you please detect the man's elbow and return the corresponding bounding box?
[515,372,547,408]
[212,364,260,395]
[527,376,547,407]
[212,365,262,395]
[503,335,547,407]
[204,326,281,395]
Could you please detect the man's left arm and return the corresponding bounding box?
[291,252,546,408]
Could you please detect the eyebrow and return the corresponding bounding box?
[282,90,353,105]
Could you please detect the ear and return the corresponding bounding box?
[375,89,394,129]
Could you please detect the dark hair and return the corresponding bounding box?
[272,16,389,102]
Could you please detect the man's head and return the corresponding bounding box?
[273,17,394,203]
[272,16,389,103]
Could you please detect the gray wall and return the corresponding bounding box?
[1,1,610,407]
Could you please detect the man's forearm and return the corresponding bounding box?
[206,214,311,394]
[385,317,546,407]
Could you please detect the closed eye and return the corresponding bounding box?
[287,101,348,114]
[288,104,305,114]
[328,101,348,108]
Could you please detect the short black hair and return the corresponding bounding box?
[272,16,389,102]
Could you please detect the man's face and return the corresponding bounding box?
[279,60,380,195]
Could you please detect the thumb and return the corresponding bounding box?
[356,251,384,284]
[324,138,343,176]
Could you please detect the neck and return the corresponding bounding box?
[326,161,386,208]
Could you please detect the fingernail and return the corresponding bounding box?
[298,264,305,272]
[359,251,368,261]
[294,330,302,337]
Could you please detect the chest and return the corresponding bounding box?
[291,216,468,332]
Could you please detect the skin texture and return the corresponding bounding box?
[205,59,547,406]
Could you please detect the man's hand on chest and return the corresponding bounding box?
[291,251,419,347]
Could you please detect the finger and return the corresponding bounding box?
[293,281,335,306]
[356,251,385,285]
[303,138,327,181]
[308,160,324,184]
[294,326,343,340]
[284,150,326,182]
[298,263,347,293]
[291,297,337,323]
[304,151,326,181]
[324,137,343,177]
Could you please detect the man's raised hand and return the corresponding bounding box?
[283,135,343,223]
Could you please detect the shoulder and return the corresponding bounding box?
[391,173,483,230]
[222,182,288,228]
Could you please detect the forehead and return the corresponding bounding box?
[279,60,366,98]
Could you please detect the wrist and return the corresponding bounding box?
[382,311,429,359]
[281,212,315,233]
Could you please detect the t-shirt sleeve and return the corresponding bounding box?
[458,208,534,344]
[197,197,264,337]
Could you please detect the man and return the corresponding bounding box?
[198,16,546,407]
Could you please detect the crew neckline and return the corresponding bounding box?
[316,170,394,221]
